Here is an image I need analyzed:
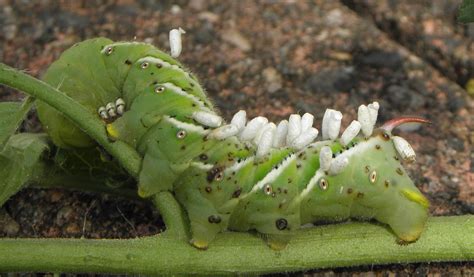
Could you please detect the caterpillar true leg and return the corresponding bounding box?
[98,98,126,122]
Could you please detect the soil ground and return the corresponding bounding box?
[0,0,473,276]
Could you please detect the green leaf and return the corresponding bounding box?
[0,133,49,206]
[459,0,474,23]
[0,97,35,150]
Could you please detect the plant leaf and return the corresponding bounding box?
[459,0,474,23]
[0,133,49,206]
[0,97,35,150]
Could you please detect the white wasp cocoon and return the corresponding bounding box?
[209,124,239,140]
[329,156,349,175]
[105,102,116,117]
[286,114,302,144]
[340,120,361,146]
[254,122,276,145]
[230,110,247,131]
[240,116,268,141]
[273,120,288,148]
[300,113,314,132]
[169,27,186,58]
[322,109,342,140]
[368,101,379,127]
[358,104,373,137]
[393,136,416,162]
[192,111,222,127]
[98,106,108,119]
[291,127,319,150]
[256,124,276,157]
[327,110,342,140]
[319,146,333,172]
[115,98,125,115]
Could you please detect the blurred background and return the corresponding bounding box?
[0,1,473,275]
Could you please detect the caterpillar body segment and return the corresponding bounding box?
[37,38,430,250]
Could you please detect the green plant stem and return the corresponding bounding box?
[152,192,190,239]
[32,172,139,200]
[0,63,141,178]
[0,216,472,275]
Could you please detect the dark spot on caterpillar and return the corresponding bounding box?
[181,145,186,150]
[124,59,132,65]
[228,158,234,162]
[271,192,276,197]
[232,188,242,198]
[192,103,196,107]
[231,171,236,176]
[394,156,399,161]
[365,165,370,173]
[369,170,377,183]
[176,130,186,139]
[190,82,195,87]
[199,154,208,161]
[207,167,224,182]
[276,218,288,230]
[347,188,353,194]
[278,202,284,209]
[277,187,282,193]
[357,192,365,198]
[332,153,336,158]
[298,153,304,158]
[319,178,328,190]
[150,72,154,75]
[156,63,162,68]
[234,180,238,184]
[296,164,302,169]
[382,132,390,140]
[287,178,292,184]
[205,186,212,193]
[105,46,113,55]
[375,145,381,150]
[208,215,221,224]
[226,176,231,181]
[283,189,288,194]
[385,180,390,188]
[396,168,404,175]
[263,184,273,195]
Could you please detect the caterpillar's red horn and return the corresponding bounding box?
[381,116,431,132]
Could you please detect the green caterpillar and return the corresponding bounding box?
[36,37,430,250]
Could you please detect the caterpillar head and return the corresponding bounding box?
[359,116,430,242]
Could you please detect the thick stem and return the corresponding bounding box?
[0,216,472,275]
[32,172,139,200]
[0,63,141,178]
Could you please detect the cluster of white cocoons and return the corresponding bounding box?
[208,111,319,157]
[204,101,383,159]
[321,101,379,147]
